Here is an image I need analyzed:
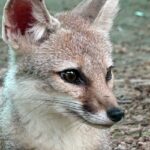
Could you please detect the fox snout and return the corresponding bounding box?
[82,97,124,126]
[75,84,124,126]
[83,102,125,123]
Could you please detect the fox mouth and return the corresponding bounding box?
[69,109,114,128]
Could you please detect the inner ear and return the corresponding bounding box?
[7,0,35,35]
[3,0,61,49]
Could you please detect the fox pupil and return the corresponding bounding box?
[64,71,77,82]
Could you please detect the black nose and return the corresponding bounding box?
[107,107,124,122]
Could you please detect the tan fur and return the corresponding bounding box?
[0,0,120,149]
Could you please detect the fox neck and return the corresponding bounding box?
[17,105,88,150]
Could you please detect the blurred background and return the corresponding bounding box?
[0,0,150,149]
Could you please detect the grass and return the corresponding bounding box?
[112,0,150,47]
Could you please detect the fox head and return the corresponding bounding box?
[2,0,124,127]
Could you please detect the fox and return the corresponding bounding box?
[0,0,124,150]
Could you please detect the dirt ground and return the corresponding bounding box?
[110,0,150,149]
[0,0,150,150]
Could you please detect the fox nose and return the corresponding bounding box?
[107,107,124,122]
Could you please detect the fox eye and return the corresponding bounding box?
[59,69,85,85]
[106,66,113,81]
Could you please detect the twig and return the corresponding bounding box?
[118,100,132,104]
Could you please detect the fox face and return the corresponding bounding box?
[2,0,124,128]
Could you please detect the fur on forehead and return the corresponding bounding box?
[33,24,113,69]
[36,12,113,53]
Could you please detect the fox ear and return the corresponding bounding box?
[2,0,60,49]
[92,0,119,32]
[72,0,106,22]
[72,0,119,32]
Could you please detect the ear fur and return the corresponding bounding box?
[72,0,106,22]
[93,0,119,32]
[72,0,119,32]
[2,0,60,49]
